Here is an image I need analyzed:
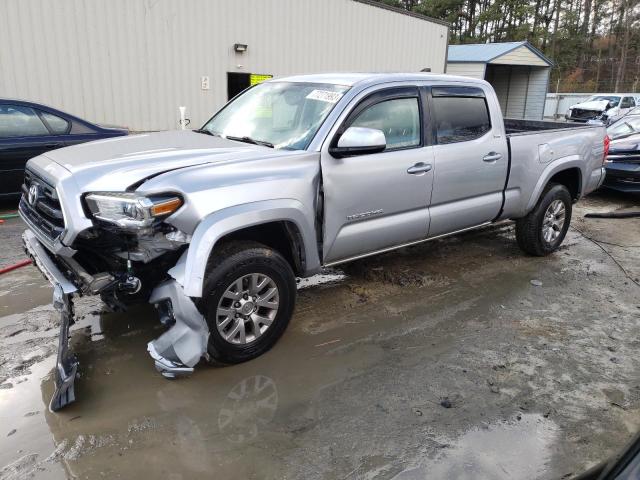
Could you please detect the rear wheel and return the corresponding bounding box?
[199,241,296,365]
[516,183,572,256]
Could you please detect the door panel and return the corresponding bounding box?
[0,138,63,195]
[428,89,508,237]
[0,104,64,195]
[429,137,507,236]
[322,146,434,263]
[321,88,434,264]
[61,133,101,147]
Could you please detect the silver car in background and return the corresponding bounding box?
[566,94,637,124]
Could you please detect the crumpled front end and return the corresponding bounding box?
[22,230,79,411]
[147,252,210,378]
[19,157,210,409]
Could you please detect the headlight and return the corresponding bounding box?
[85,192,183,229]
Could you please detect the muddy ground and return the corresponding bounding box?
[0,191,639,480]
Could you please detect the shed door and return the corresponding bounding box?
[485,59,549,120]
[485,65,528,119]
[504,67,528,118]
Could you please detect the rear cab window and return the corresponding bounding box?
[431,86,491,144]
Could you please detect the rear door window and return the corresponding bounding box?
[431,89,491,144]
[40,111,70,135]
[0,105,50,138]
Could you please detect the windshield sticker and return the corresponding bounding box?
[306,89,343,104]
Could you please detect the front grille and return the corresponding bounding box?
[20,168,65,242]
[570,108,600,120]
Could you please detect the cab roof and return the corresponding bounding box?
[271,72,486,88]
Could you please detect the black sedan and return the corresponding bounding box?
[0,99,128,197]
[604,108,640,193]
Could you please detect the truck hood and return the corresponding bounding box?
[45,130,258,173]
[570,100,611,112]
[40,130,298,191]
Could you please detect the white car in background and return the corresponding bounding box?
[566,94,637,124]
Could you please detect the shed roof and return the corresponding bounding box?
[447,41,553,66]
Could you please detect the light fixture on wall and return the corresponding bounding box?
[234,43,248,53]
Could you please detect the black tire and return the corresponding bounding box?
[199,241,296,365]
[516,183,572,256]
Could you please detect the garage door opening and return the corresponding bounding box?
[227,72,273,100]
[485,64,550,120]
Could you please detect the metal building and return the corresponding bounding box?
[0,0,449,131]
[446,41,553,120]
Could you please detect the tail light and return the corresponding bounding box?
[603,135,610,163]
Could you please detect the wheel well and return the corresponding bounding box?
[215,221,305,275]
[548,168,581,200]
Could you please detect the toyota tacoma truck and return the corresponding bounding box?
[19,73,608,410]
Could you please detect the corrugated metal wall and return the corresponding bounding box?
[490,46,548,66]
[524,68,550,119]
[445,62,486,79]
[0,0,448,131]
[487,65,511,114]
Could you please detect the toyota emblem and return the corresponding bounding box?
[28,183,40,206]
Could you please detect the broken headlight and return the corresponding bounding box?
[85,192,183,230]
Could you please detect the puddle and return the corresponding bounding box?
[0,357,67,480]
[392,414,558,480]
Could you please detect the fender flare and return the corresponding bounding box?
[525,156,584,212]
[178,199,320,297]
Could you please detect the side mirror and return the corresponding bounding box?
[329,127,386,158]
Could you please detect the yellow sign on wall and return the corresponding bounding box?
[250,74,273,86]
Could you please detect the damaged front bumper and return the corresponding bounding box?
[23,229,210,411]
[146,255,209,378]
[23,229,79,411]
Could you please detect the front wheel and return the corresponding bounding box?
[516,183,572,256]
[199,241,296,365]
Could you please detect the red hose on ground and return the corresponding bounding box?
[0,259,33,275]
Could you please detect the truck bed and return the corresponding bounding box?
[504,118,599,135]
[500,118,607,221]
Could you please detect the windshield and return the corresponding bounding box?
[586,95,620,106]
[202,81,350,150]
[608,115,640,139]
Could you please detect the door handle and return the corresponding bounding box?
[482,152,502,163]
[44,143,62,149]
[407,162,432,175]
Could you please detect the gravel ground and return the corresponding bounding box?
[0,191,639,480]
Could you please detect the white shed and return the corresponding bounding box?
[446,41,553,120]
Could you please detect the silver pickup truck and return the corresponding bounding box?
[19,73,608,409]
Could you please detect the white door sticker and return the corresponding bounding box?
[306,90,343,103]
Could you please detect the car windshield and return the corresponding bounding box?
[587,95,620,106]
[201,81,350,150]
[608,115,640,139]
